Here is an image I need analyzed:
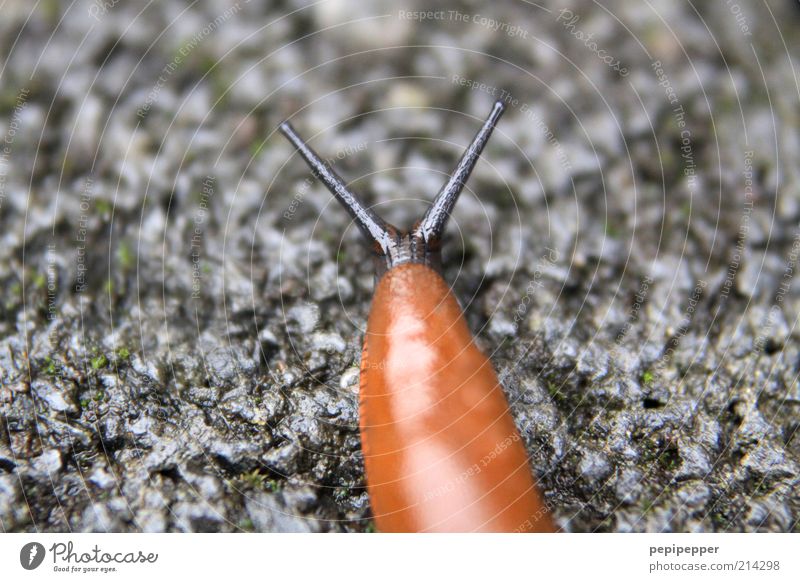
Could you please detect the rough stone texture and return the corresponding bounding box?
[1,0,798,532]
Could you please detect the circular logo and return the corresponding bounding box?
[20,542,46,570]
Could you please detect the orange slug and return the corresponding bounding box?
[280,101,555,533]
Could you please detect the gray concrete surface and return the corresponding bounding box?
[0,0,798,531]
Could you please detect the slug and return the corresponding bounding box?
[279,101,554,533]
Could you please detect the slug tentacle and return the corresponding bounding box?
[413,100,505,249]
[278,120,396,257]
[279,101,506,278]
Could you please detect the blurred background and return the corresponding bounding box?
[0,0,798,532]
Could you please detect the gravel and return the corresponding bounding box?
[0,0,798,532]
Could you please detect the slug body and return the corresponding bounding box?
[360,263,551,531]
[280,101,554,532]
